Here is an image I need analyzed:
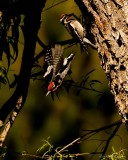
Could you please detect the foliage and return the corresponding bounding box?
[0,1,126,160]
[100,147,127,160]
[0,139,127,160]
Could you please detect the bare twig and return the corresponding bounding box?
[57,137,81,153]
[18,152,91,159]
[81,120,122,157]
[6,137,100,159]
[101,121,122,157]
[42,0,68,13]
[36,36,46,48]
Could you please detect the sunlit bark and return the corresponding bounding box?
[75,0,128,128]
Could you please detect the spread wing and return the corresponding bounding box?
[42,46,53,79]
[51,44,63,79]
[55,53,74,81]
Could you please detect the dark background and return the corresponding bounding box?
[0,0,128,160]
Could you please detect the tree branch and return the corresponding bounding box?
[0,96,23,149]
[101,121,122,157]
[82,120,122,157]
[0,0,47,149]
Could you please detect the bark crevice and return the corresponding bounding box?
[75,0,128,127]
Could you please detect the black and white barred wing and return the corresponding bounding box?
[43,47,53,78]
[51,44,63,79]
[56,53,74,80]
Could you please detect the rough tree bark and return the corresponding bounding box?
[75,0,128,128]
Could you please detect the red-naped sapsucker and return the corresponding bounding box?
[60,13,96,50]
[43,44,74,96]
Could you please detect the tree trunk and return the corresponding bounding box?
[0,0,47,149]
[75,0,128,128]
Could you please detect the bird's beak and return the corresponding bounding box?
[46,91,51,96]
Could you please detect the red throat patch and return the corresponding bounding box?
[48,81,55,91]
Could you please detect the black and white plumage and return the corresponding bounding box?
[43,46,53,78]
[60,14,96,50]
[43,44,74,96]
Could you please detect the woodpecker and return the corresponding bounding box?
[60,13,96,50]
[43,44,74,96]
